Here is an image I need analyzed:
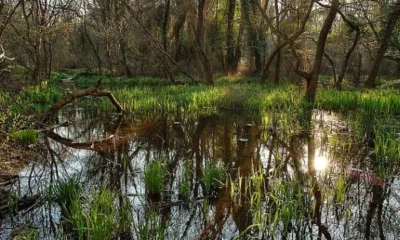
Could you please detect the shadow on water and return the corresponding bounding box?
[1,101,400,239]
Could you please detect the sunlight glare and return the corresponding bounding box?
[314,155,329,171]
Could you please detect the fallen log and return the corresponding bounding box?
[42,79,123,123]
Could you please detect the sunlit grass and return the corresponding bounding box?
[10,129,38,146]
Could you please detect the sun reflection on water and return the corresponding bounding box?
[314,155,329,171]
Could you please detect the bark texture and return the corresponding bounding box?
[365,0,400,88]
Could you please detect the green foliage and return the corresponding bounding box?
[74,76,172,88]
[49,72,69,86]
[9,65,28,75]
[178,162,191,199]
[52,178,83,215]
[144,159,166,194]
[68,188,117,240]
[88,189,117,239]
[14,227,39,240]
[10,129,38,146]
[203,161,225,192]
[317,88,400,115]
[118,199,133,233]
[134,209,168,240]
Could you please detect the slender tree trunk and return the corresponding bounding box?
[173,0,187,61]
[82,22,102,74]
[365,0,400,88]
[196,0,214,85]
[173,14,186,61]
[240,0,262,74]
[120,39,132,77]
[300,0,339,104]
[336,30,360,89]
[274,0,281,84]
[261,42,288,84]
[259,1,313,84]
[226,0,236,74]
[32,38,46,85]
[323,50,336,85]
[161,0,170,52]
[232,12,244,71]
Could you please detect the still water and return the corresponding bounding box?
[1,101,400,240]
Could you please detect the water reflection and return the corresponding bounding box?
[1,105,400,239]
[314,155,329,172]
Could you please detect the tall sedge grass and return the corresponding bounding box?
[178,161,191,199]
[52,178,82,216]
[144,159,166,195]
[203,161,225,193]
[133,208,168,240]
[68,188,117,240]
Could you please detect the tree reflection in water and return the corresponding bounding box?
[1,106,400,240]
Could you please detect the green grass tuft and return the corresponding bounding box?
[10,129,38,146]
[144,159,166,195]
[203,161,225,192]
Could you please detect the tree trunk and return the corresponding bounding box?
[261,42,288,84]
[226,0,236,74]
[336,30,360,89]
[365,0,400,88]
[161,0,170,52]
[323,50,336,85]
[32,38,47,85]
[274,0,281,84]
[196,0,214,85]
[120,39,132,77]
[173,1,187,61]
[240,0,262,74]
[232,11,244,71]
[303,0,339,104]
[259,0,313,84]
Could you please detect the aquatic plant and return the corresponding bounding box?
[67,188,117,240]
[144,159,166,196]
[14,227,39,240]
[88,189,117,240]
[203,161,225,193]
[118,199,133,234]
[52,178,83,212]
[178,162,191,199]
[134,208,168,240]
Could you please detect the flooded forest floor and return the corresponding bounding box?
[2,75,400,239]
